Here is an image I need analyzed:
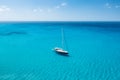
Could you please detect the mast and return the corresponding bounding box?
[61,27,68,51]
[61,27,64,49]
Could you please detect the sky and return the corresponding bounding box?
[0,0,120,21]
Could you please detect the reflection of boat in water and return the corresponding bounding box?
[54,27,69,55]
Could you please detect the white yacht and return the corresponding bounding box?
[54,27,69,55]
[54,47,68,54]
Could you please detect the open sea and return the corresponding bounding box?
[0,21,120,80]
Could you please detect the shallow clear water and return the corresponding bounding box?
[0,22,120,80]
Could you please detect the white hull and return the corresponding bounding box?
[54,47,68,54]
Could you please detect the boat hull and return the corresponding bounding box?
[54,48,68,55]
[55,50,68,54]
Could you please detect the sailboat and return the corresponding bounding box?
[54,27,69,54]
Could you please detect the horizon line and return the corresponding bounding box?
[0,20,120,22]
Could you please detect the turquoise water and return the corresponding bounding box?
[0,22,120,80]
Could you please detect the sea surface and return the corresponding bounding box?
[0,22,120,80]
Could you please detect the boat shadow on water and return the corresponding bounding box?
[55,52,70,57]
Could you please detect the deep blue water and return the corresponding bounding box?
[0,22,120,80]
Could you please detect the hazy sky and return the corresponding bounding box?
[0,0,120,21]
